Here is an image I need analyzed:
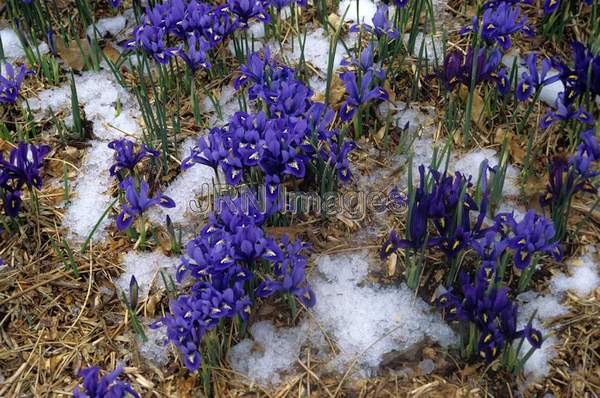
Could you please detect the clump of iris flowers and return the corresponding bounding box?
[0,142,50,218]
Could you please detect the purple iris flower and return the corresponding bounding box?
[0,63,33,104]
[339,70,388,121]
[516,53,559,101]
[461,2,530,50]
[438,48,509,95]
[178,33,212,72]
[182,128,229,171]
[350,4,399,39]
[540,93,594,129]
[270,0,308,9]
[108,138,159,177]
[503,210,560,269]
[116,177,175,230]
[73,364,139,398]
[0,142,50,191]
[341,43,386,79]
[553,41,600,103]
[437,267,543,363]
[543,0,566,14]
[121,26,180,64]
[110,0,121,7]
[471,230,509,270]
[394,0,409,7]
[483,0,532,9]
[321,137,357,183]
[226,0,270,28]
[542,130,599,209]
[380,166,438,258]
[256,236,315,307]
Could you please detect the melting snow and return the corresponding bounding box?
[0,28,49,61]
[26,70,143,242]
[517,246,599,383]
[403,33,443,66]
[228,320,318,386]
[285,28,350,74]
[311,251,456,376]
[551,246,599,298]
[86,15,127,39]
[62,140,114,242]
[138,322,170,365]
[338,0,377,25]
[229,251,456,386]
[147,137,216,229]
[115,250,179,301]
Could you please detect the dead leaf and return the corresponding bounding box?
[507,132,527,164]
[56,38,90,71]
[459,86,485,129]
[103,45,121,65]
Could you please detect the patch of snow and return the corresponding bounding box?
[285,28,350,74]
[139,323,170,365]
[516,293,567,384]
[115,250,179,301]
[451,149,520,198]
[27,70,142,140]
[551,246,599,298]
[0,28,49,61]
[86,15,127,39]
[147,137,216,227]
[311,251,456,376]
[403,33,443,66]
[338,0,377,25]
[516,246,599,384]
[61,140,114,242]
[228,320,316,386]
[27,70,144,242]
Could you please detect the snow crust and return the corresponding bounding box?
[115,250,179,301]
[86,15,127,39]
[338,0,378,25]
[147,137,216,227]
[0,28,49,61]
[310,251,456,376]
[138,323,170,365]
[228,320,315,385]
[26,70,143,242]
[517,246,599,383]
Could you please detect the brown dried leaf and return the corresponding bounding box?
[56,39,90,71]
[508,132,527,164]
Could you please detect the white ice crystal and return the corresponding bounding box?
[86,15,127,39]
[338,0,377,25]
[138,323,170,365]
[311,251,456,376]
[115,250,179,301]
[228,320,315,386]
[551,246,599,298]
[61,140,114,242]
[0,28,49,61]
[147,137,216,227]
